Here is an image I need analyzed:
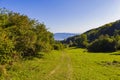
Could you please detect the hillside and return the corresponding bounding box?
[54,33,77,40]
[63,20,120,43]
[85,20,120,42]
[62,20,120,52]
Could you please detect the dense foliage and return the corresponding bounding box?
[87,35,116,52]
[0,8,63,64]
[62,20,120,52]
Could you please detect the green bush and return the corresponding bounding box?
[53,41,64,50]
[0,31,14,64]
[0,8,56,64]
[87,37,116,52]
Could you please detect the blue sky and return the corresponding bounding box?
[0,0,120,33]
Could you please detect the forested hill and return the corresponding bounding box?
[62,20,120,52]
[84,20,120,42]
[63,20,120,43]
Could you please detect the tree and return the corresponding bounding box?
[114,35,120,50]
[0,8,56,64]
[53,41,64,50]
[87,36,116,52]
[0,30,14,64]
[75,34,88,48]
[34,24,54,52]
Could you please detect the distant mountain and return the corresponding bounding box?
[54,33,78,40]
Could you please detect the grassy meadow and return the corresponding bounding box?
[1,48,120,80]
[67,48,120,80]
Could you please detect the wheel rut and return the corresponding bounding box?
[45,51,73,80]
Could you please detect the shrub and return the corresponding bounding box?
[87,37,116,52]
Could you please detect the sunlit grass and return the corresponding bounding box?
[1,48,120,80]
[0,50,62,80]
[67,48,120,80]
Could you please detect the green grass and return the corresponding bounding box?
[67,48,120,80]
[0,50,62,80]
[1,48,120,80]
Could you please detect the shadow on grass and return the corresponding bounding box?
[109,51,120,55]
[23,53,44,60]
[34,53,44,58]
[88,50,117,54]
[68,47,86,49]
[68,47,78,49]
[88,51,112,54]
[97,60,120,67]
[110,53,120,55]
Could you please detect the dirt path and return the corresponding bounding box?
[45,51,73,80]
[66,53,73,80]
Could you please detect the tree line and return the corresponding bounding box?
[0,8,63,65]
[62,20,120,52]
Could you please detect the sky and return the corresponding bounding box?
[0,0,120,33]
